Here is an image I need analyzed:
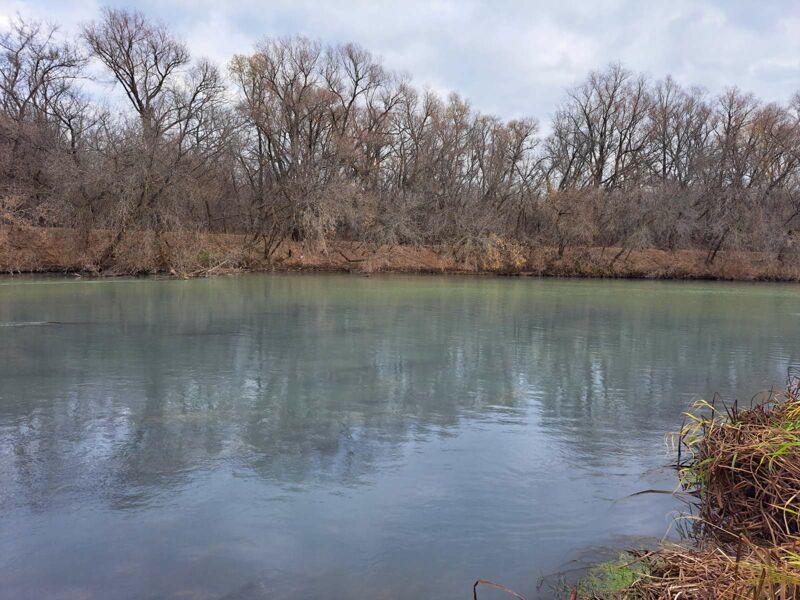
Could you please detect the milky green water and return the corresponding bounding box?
[1,274,798,599]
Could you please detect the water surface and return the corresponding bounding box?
[1,274,798,599]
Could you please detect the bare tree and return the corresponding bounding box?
[547,64,650,191]
[2,6,800,275]
[83,8,229,268]
[0,16,85,221]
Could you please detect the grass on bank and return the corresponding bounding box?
[677,376,800,546]
[577,554,648,598]
[3,225,800,281]
[582,545,800,599]
[577,375,800,599]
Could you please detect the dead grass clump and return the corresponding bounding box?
[677,377,800,546]
[455,234,528,272]
[578,376,800,599]
[622,544,800,599]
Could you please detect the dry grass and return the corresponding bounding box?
[677,377,800,546]
[579,377,800,599]
[616,545,800,599]
[2,225,800,281]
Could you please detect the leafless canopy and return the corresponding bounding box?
[2,7,800,270]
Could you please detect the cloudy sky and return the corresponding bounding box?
[1,0,798,122]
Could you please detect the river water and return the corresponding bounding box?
[1,274,798,599]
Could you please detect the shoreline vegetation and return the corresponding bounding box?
[3,226,800,282]
[570,376,800,599]
[2,8,800,284]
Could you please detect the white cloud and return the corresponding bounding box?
[1,0,798,123]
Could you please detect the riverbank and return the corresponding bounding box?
[2,226,800,282]
[577,378,800,599]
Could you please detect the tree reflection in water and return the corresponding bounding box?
[0,275,797,599]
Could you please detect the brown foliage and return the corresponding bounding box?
[1,10,800,275]
[677,379,800,546]
[580,379,800,599]
[622,545,800,599]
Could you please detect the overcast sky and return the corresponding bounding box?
[1,0,798,122]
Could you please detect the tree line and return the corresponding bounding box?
[2,7,799,270]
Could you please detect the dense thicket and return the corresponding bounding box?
[2,8,799,269]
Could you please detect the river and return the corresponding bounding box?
[1,274,798,599]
